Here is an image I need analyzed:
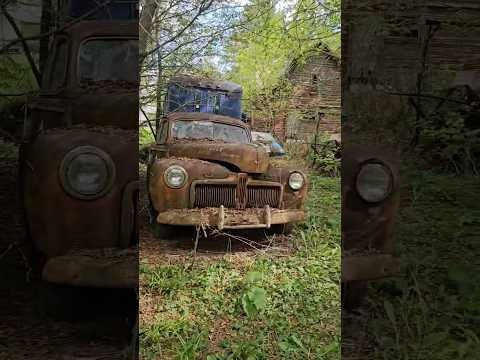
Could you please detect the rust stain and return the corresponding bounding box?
[148,112,307,229]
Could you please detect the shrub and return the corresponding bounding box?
[308,137,341,177]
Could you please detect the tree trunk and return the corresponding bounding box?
[154,52,163,134]
[139,0,158,65]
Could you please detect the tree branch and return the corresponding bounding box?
[142,0,214,60]
[140,107,156,139]
[0,0,113,55]
[1,5,41,86]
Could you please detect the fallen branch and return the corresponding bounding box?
[188,225,202,269]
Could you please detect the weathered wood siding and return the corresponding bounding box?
[285,52,341,142]
[250,50,341,143]
[343,0,480,140]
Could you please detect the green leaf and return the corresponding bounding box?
[290,335,304,349]
[250,287,267,311]
[278,340,292,352]
[242,293,254,317]
[247,271,263,283]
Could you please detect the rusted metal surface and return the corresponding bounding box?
[22,127,138,258]
[342,143,400,253]
[26,20,138,141]
[120,180,139,249]
[19,20,138,288]
[342,142,400,281]
[42,248,138,288]
[156,207,304,229]
[151,112,269,173]
[191,179,283,209]
[149,112,307,230]
[342,254,400,282]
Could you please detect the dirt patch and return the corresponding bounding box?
[341,309,374,360]
[140,225,293,267]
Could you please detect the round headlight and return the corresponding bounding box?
[60,146,116,200]
[164,165,188,188]
[356,162,392,203]
[289,172,305,190]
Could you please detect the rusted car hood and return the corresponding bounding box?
[167,142,269,173]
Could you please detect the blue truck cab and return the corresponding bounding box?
[165,76,243,119]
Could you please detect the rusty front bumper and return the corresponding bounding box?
[342,254,400,282]
[157,205,304,230]
[42,248,137,288]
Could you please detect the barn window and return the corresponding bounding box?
[312,74,318,86]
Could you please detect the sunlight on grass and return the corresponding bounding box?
[139,174,341,360]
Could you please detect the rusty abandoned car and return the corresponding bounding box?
[341,141,401,308]
[147,77,307,237]
[19,4,138,294]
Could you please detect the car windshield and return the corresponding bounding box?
[79,39,138,86]
[171,120,249,143]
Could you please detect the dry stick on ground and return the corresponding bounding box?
[211,230,288,254]
[188,225,201,270]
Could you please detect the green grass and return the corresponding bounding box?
[366,171,480,359]
[139,174,341,359]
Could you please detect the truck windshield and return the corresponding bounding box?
[171,121,249,143]
[79,39,137,86]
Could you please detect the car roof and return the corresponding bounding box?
[168,76,242,94]
[165,112,248,128]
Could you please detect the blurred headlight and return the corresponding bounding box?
[288,172,305,190]
[356,162,392,202]
[60,146,115,200]
[164,165,188,188]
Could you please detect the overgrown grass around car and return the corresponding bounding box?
[139,173,341,360]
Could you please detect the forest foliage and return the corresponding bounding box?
[139,0,340,124]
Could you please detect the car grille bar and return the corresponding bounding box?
[246,186,281,208]
[194,184,237,208]
[193,180,282,209]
